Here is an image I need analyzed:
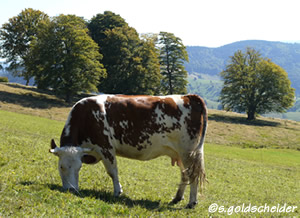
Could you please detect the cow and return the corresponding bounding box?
[49,94,208,208]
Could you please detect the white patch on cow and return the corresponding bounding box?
[119,120,128,129]
[89,95,114,114]
[169,95,190,123]
[153,106,177,130]
[79,98,87,104]
[92,110,101,122]
[64,114,72,137]
[86,95,116,141]
[64,97,90,136]
[80,95,117,140]
[161,95,192,147]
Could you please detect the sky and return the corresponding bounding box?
[0,0,300,47]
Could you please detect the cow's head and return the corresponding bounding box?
[49,139,92,192]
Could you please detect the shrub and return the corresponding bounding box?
[0,77,9,82]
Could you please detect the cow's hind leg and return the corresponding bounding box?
[102,158,123,197]
[185,149,205,209]
[170,170,189,204]
[186,177,199,209]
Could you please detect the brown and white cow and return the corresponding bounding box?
[49,94,207,208]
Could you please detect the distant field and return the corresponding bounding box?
[0,82,299,216]
[187,74,300,121]
[264,111,300,122]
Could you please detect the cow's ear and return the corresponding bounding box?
[49,139,60,156]
[49,147,60,156]
[51,139,57,149]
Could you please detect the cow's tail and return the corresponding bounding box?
[185,104,208,194]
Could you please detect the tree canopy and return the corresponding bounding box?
[1,9,189,101]
[0,8,49,85]
[89,12,161,95]
[88,11,128,48]
[26,14,106,102]
[220,48,295,120]
[158,31,189,94]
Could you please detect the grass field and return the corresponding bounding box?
[0,83,299,216]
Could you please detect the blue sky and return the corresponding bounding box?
[1,0,300,47]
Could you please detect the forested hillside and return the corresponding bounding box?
[185,40,300,118]
[2,39,300,119]
[186,40,300,84]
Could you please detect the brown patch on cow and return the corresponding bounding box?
[60,99,114,164]
[81,155,97,164]
[158,97,183,122]
[105,96,182,150]
[182,95,206,140]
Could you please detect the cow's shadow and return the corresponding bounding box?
[47,184,169,211]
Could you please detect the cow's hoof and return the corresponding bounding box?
[170,196,184,205]
[113,189,123,197]
[185,201,197,209]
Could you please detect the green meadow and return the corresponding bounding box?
[0,83,299,217]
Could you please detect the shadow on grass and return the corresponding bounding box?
[7,83,55,95]
[18,181,187,211]
[2,83,93,109]
[0,90,68,109]
[47,183,165,211]
[209,113,280,127]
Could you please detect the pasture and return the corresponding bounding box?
[0,83,299,216]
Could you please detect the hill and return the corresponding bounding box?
[186,40,300,91]
[1,82,300,150]
[2,40,300,120]
[185,40,300,118]
[0,82,299,216]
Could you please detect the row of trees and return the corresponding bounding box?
[0,9,188,101]
[0,9,295,120]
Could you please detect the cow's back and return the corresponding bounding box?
[60,94,207,162]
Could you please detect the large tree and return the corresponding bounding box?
[89,12,161,95]
[26,14,106,102]
[220,48,295,120]
[0,8,49,85]
[88,11,127,48]
[158,31,189,94]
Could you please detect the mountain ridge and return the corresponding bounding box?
[185,40,300,96]
[185,40,300,120]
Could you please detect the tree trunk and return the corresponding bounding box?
[168,73,173,94]
[247,111,256,120]
[65,93,72,103]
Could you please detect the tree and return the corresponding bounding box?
[0,8,49,85]
[89,12,161,95]
[26,14,106,102]
[138,34,162,94]
[158,32,189,94]
[220,48,295,120]
[88,11,127,48]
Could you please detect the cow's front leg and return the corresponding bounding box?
[102,158,123,197]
